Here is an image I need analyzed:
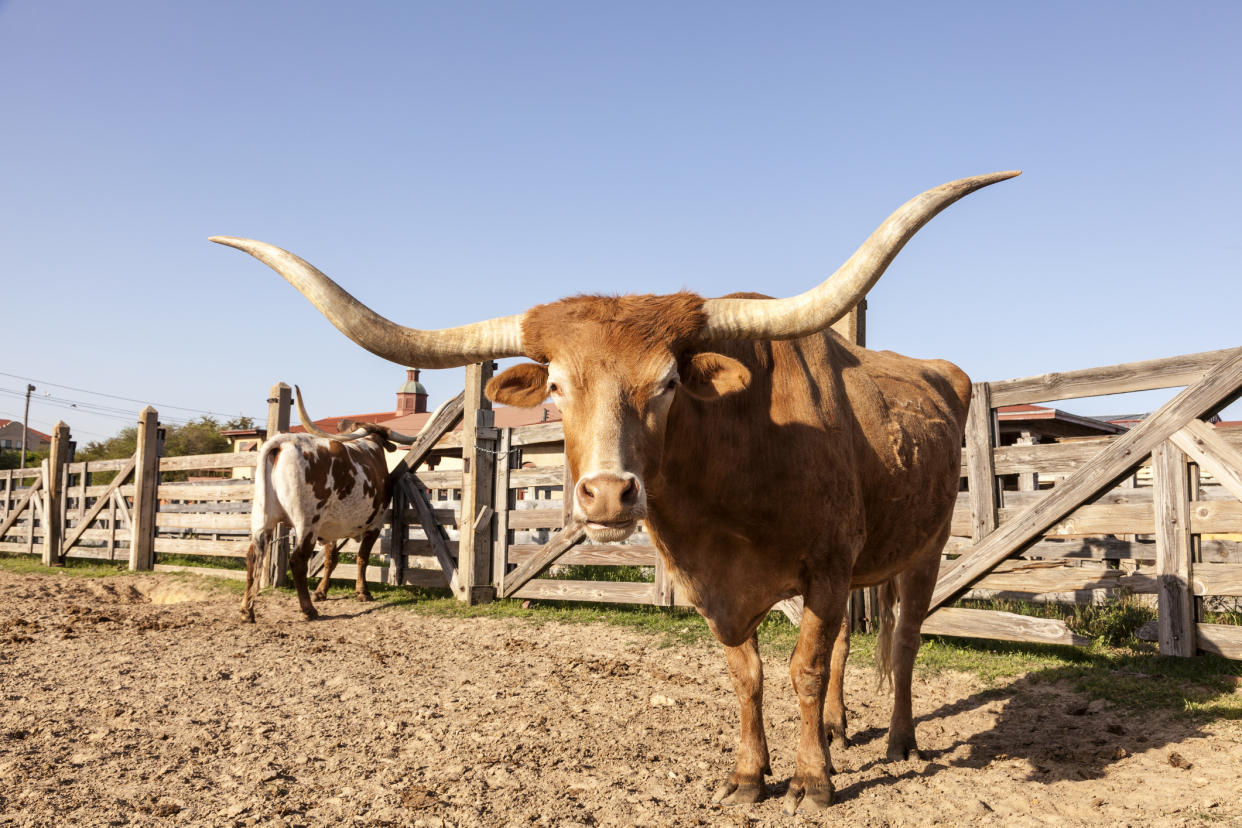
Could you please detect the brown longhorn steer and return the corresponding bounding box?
[213,171,1018,812]
[241,387,422,622]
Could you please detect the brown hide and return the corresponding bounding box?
[494,292,969,646]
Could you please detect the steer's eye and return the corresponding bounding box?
[548,382,560,394]
[665,378,679,392]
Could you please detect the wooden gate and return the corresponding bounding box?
[0,467,45,558]
[926,346,1242,659]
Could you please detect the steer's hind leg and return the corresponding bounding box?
[289,534,319,620]
[885,538,942,762]
[353,529,379,602]
[783,576,850,815]
[825,611,851,750]
[312,540,339,602]
[239,536,263,623]
[711,632,770,805]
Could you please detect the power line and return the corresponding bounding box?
[0,370,237,418]
[0,408,112,441]
[0,388,196,426]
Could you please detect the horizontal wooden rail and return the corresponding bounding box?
[988,347,1239,407]
[159,453,259,472]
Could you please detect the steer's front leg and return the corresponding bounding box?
[783,581,850,815]
[711,633,770,805]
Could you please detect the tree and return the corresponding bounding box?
[77,427,138,462]
[0,449,45,470]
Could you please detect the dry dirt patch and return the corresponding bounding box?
[0,569,1239,827]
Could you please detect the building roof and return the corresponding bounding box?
[995,404,1126,439]
[290,411,397,435]
[379,402,561,435]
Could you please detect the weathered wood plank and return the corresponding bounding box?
[1169,419,1242,503]
[931,348,1242,611]
[507,543,659,567]
[1195,623,1242,660]
[965,382,999,542]
[153,513,251,531]
[414,470,463,490]
[964,559,1128,594]
[1196,563,1242,596]
[152,537,248,556]
[1153,441,1197,656]
[506,508,567,530]
[510,578,655,605]
[156,482,255,502]
[506,468,568,488]
[493,427,513,597]
[158,453,259,472]
[922,607,1090,646]
[62,458,132,474]
[987,347,1239,407]
[510,422,565,446]
[500,521,587,599]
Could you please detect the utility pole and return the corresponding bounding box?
[19,384,34,470]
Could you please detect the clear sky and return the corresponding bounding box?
[2,1,1240,443]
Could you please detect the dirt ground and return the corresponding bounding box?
[0,570,1239,827]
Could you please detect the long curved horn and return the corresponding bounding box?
[210,237,526,369]
[294,385,369,442]
[699,171,1020,341]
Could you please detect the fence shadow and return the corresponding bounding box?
[834,651,1241,803]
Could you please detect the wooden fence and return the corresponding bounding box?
[4,347,1242,659]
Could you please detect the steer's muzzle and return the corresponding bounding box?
[575,472,644,542]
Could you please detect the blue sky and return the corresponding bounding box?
[2,2,1240,443]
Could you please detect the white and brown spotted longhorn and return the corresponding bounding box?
[240,387,425,622]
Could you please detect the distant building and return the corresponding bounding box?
[0,420,51,453]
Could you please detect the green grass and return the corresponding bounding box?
[3,551,1240,719]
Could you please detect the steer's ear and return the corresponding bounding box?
[486,362,550,407]
[681,352,751,401]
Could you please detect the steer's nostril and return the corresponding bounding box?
[620,478,639,506]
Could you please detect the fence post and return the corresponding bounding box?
[492,427,513,597]
[262,382,292,589]
[41,422,70,566]
[129,406,160,571]
[965,382,1000,543]
[1153,441,1196,656]
[458,362,496,605]
[388,478,406,587]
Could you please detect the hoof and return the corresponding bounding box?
[240,611,255,624]
[827,724,850,748]
[312,590,327,602]
[355,592,373,603]
[300,606,320,621]
[711,779,763,806]
[781,777,833,815]
[886,740,922,762]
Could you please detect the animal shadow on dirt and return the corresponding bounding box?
[834,659,1237,803]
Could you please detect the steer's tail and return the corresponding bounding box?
[250,439,285,574]
[874,579,898,689]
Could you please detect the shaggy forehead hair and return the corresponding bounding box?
[519,292,709,364]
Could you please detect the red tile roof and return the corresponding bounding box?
[289,411,397,435]
[379,403,561,435]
